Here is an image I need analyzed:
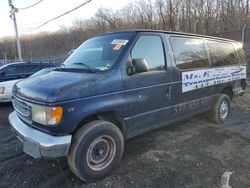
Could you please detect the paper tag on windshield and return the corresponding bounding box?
[113,44,122,51]
[111,39,129,46]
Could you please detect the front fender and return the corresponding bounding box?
[72,92,127,132]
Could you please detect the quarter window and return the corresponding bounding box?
[170,37,209,70]
[237,48,247,65]
[206,40,238,66]
[233,42,246,65]
[131,35,165,71]
[25,65,42,73]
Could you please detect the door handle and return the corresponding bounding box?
[166,85,172,100]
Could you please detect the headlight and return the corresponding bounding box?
[0,87,5,94]
[31,105,63,126]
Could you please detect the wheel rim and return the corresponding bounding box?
[86,135,116,171]
[219,100,229,120]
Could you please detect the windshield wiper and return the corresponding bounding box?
[73,62,97,73]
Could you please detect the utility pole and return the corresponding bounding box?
[8,0,22,62]
[242,24,246,46]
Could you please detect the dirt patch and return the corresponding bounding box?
[232,88,250,111]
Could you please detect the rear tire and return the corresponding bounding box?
[210,94,231,124]
[68,120,124,182]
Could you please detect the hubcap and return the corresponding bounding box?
[219,100,229,120]
[86,135,116,171]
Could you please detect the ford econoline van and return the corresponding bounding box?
[9,30,247,182]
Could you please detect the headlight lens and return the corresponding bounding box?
[0,87,5,94]
[31,105,63,126]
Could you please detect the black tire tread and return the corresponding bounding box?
[67,120,124,182]
[210,94,230,124]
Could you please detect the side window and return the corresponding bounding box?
[206,40,238,66]
[4,66,24,75]
[131,35,165,71]
[170,37,209,70]
[41,64,53,69]
[234,42,247,65]
[25,65,42,73]
[237,48,247,64]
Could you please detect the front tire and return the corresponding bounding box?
[68,120,124,182]
[210,94,231,123]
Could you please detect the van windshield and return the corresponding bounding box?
[62,33,134,72]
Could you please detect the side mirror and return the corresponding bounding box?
[132,58,149,73]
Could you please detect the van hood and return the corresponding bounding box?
[13,70,118,103]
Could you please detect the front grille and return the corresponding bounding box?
[13,97,32,124]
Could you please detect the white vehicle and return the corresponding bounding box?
[0,79,21,102]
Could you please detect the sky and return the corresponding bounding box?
[0,0,135,38]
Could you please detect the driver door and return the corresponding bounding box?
[124,33,172,136]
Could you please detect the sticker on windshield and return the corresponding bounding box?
[111,39,129,46]
[113,44,122,51]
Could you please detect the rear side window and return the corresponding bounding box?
[170,37,209,70]
[25,65,42,73]
[41,64,54,68]
[131,35,165,71]
[234,42,247,65]
[4,66,24,75]
[206,40,238,66]
[237,48,247,64]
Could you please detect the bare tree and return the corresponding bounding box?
[1,0,250,60]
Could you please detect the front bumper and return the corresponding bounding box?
[9,111,72,158]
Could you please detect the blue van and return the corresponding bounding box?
[9,30,247,182]
[0,62,58,82]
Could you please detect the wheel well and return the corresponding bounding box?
[221,87,233,100]
[75,111,126,136]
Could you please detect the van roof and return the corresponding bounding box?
[104,29,241,43]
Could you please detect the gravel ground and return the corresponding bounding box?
[0,88,250,188]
